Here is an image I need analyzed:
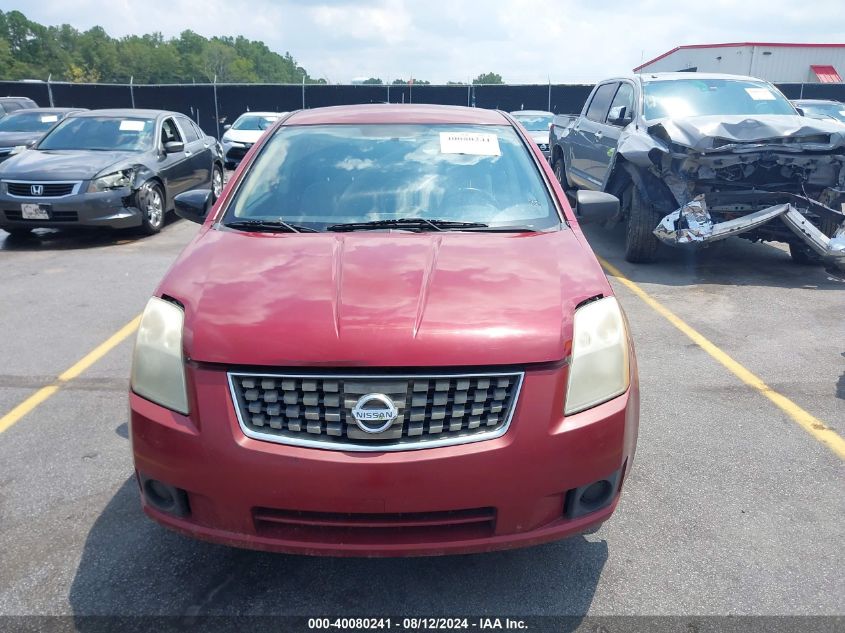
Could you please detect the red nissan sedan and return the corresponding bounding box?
[129,104,639,556]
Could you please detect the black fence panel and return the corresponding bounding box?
[4,80,844,141]
[132,84,217,136]
[215,84,303,126]
[549,84,594,114]
[305,84,390,108]
[776,83,845,101]
[404,85,470,106]
[49,82,133,110]
[0,81,50,104]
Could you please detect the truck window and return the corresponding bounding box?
[585,83,618,123]
[606,83,635,126]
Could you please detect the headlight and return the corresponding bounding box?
[131,297,189,414]
[564,297,630,416]
[88,169,133,193]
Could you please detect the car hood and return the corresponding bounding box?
[222,129,264,144]
[160,228,610,367]
[0,131,41,148]
[648,114,845,152]
[0,149,138,180]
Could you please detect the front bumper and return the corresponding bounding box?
[131,364,639,556]
[0,187,143,230]
[654,192,845,271]
[222,141,253,167]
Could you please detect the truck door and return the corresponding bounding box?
[592,81,636,188]
[568,82,618,189]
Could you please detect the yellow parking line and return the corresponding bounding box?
[0,314,141,435]
[599,256,845,460]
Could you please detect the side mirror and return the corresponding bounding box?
[164,140,185,154]
[575,190,619,225]
[794,107,805,116]
[174,189,212,224]
[26,139,37,148]
[223,124,232,131]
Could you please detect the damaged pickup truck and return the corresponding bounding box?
[549,73,845,269]
[0,109,225,236]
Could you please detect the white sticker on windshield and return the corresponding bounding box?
[839,110,845,117]
[439,132,501,156]
[119,120,146,131]
[745,88,776,101]
[39,115,58,123]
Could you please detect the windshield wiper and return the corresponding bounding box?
[326,218,489,232]
[223,219,319,233]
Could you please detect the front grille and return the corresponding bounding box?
[4,209,78,222]
[7,182,78,197]
[229,371,523,451]
[253,506,496,543]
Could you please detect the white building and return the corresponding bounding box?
[634,43,845,83]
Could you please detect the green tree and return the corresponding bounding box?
[361,77,383,84]
[473,72,503,85]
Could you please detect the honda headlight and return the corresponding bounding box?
[88,169,133,193]
[564,297,630,416]
[131,297,189,415]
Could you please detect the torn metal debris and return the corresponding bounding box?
[654,195,845,270]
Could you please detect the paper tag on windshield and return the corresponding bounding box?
[440,132,501,156]
[119,120,145,131]
[40,115,58,123]
[745,88,776,101]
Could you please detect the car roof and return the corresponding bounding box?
[0,96,37,102]
[6,107,85,115]
[71,109,178,119]
[510,110,553,116]
[236,111,284,117]
[285,104,509,126]
[610,72,768,83]
[792,99,842,105]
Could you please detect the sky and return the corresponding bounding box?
[2,0,845,84]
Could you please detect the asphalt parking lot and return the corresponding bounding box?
[0,211,843,625]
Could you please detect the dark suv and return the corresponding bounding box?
[0,97,39,120]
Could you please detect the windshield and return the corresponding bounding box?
[38,116,155,151]
[0,111,64,133]
[643,79,796,120]
[224,124,560,231]
[799,102,845,123]
[232,115,279,131]
[511,113,553,131]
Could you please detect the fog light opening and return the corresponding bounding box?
[564,468,622,520]
[580,480,612,509]
[139,474,191,518]
[144,479,176,511]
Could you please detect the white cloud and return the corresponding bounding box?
[2,0,845,83]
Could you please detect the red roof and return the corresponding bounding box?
[811,64,842,83]
[634,42,845,72]
[285,104,508,126]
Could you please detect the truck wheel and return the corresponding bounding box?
[788,213,840,265]
[138,181,166,235]
[624,185,662,263]
[553,158,574,196]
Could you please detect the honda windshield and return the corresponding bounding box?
[224,124,561,232]
[38,116,156,151]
